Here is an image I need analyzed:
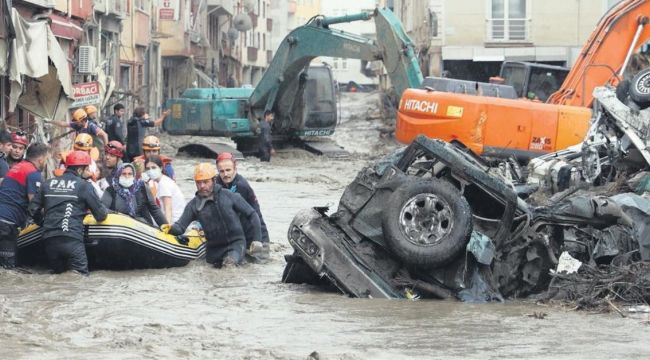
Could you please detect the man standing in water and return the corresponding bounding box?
[216,152,269,258]
[162,163,262,268]
[0,142,49,269]
[29,151,108,275]
[258,110,275,162]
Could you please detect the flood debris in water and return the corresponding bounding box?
[545,261,650,312]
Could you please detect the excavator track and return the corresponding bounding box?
[298,139,351,158]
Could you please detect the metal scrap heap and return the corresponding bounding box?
[282,85,650,310]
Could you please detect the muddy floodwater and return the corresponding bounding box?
[2,94,649,359]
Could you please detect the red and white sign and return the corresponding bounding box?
[160,0,179,21]
[71,81,101,107]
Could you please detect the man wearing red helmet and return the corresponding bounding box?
[98,140,125,191]
[215,152,270,258]
[0,142,49,269]
[6,131,29,169]
[29,151,108,275]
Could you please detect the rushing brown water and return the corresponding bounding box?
[2,94,649,359]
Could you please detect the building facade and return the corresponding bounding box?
[391,0,624,81]
[238,0,273,86]
[207,0,237,87]
[157,0,209,102]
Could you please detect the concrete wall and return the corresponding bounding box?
[159,0,192,56]
[443,0,610,47]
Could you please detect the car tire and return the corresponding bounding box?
[382,179,472,268]
[629,68,650,108]
[616,79,631,104]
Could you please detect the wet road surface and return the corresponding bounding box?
[2,93,649,359]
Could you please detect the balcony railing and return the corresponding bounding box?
[486,18,530,42]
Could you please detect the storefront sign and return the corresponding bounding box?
[71,82,100,107]
[160,0,180,20]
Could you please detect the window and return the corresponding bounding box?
[134,0,146,11]
[489,0,528,41]
[342,58,347,69]
[137,64,144,89]
[263,1,266,18]
[429,10,439,38]
[120,64,131,90]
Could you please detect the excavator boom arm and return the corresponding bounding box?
[548,0,650,106]
[248,8,423,123]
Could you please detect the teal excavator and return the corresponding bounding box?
[164,8,423,156]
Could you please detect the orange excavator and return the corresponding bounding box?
[396,0,650,159]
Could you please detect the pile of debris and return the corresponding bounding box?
[547,261,650,312]
[282,85,650,311]
[513,86,650,309]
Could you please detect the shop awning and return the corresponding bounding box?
[49,13,83,40]
[9,8,73,120]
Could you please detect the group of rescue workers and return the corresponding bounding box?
[0,103,273,275]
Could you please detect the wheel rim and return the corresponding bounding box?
[398,193,454,246]
[635,73,650,95]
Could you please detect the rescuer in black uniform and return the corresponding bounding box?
[29,151,108,275]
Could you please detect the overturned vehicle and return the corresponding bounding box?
[282,85,650,302]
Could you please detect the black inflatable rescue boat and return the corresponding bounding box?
[17,214,206,270]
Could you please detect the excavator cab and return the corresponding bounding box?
[300,65,338,136]
[499,61,569,102]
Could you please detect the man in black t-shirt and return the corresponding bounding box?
[126,106,169,161]
[105,103,126,144]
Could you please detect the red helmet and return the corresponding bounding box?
[216,152,236,164]
[105,140,124,158]
[11,131,28,146]
[65,150,91,166]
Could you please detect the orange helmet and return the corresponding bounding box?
[194,163,217,181]
[65,150,91,166]
[84,105,98,116]
[142,135,161,151]
[72,108,87,122]
[74,133,93,151]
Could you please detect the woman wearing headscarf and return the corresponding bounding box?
[100,163,168,226]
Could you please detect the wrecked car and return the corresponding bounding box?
[282,85,650,302]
